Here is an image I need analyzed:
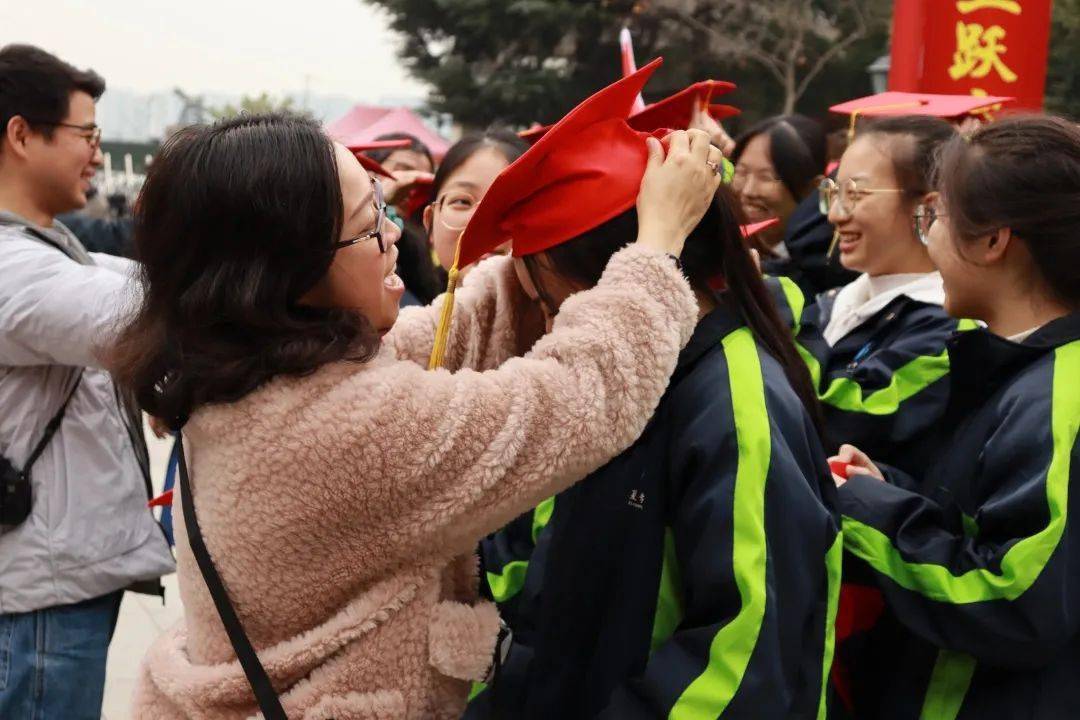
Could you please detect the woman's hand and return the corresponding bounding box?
[689,101,736,156]
[829,444,885,487]
[635,129,725,258]
[386,170,435,206]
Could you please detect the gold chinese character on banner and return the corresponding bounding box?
[949,23,1018,82]
[968,88,1004,119]
[957,0,1022,14]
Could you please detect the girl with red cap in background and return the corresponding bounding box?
[465,60,840,720]
[831,116,1080,720]
[110,106,722,716]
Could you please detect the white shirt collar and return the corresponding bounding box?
[824,271,945,346]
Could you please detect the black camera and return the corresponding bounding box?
[0,456,32,526]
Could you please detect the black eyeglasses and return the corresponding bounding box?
[25,120,102,148]
[335,178,388,254]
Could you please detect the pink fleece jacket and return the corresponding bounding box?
[132,246,697,719]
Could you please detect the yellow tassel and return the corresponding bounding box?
[428,234,464,370]
[827,228,841,259]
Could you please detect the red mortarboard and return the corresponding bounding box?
[741,218,779,239]
[346,139,410,179]
[519,77,738,144]
[628,79,738,132]
[460,58,666,268]
[829,91,1014,120]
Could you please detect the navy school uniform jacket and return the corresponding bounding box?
[470,303,842,719]
[766,276,975,478]
[835,313,1080,719]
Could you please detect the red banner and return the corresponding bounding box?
[889,0,1054,111]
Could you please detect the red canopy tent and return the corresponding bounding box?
[325,105,451,160]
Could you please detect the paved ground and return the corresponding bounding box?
[102,427,182,720]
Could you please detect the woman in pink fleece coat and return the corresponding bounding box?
[108,112,723,719]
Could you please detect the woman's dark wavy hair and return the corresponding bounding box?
[523,186,824,434]
[108,112,380,429]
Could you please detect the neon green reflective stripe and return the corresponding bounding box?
[919,650,976,720]
[532,496,555,543]
[468,680,488,702]
[819,319,978,415]
[776,276,806,334]
[485,561,529,603]
[670,328,771,719]
[817,533,843,720]
[798,343,824,391]
[650,527,685,654]
[486,498,555,603]
[843,340,1080,604]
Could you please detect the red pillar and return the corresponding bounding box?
[888,0,928,91]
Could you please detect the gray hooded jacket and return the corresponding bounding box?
[0,212,174,614]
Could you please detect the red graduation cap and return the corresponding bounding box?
[346,139,411,179]
[428,59,668,370]
[829,91,1014,120]
[741,218,779,239]
[519,76,738,144]
[628,79,738,133]
[460,58,667,268]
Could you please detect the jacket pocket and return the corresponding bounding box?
[302,689,406,720]
[427,600,501,682]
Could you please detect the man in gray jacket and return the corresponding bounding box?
[0,44,174,719]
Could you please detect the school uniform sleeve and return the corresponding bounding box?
[479,497,554,612]
[600,328,837,719]
[838,343,1080,668]
[385,254,543,372]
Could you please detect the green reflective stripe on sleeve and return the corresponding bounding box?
[776,276,807,334]
[817,532,843,720]
[798,343,824,391]
[532,496,555,543]
[486,498,555,603]
[919,650,976,720]
[650,527,685,654]
[842,340,1080,604]
[670,328,771,719]
[819,319,977,415]
[486,560,529,603]
[468,680,488,702]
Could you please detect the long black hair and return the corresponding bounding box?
[109,112,380,428]
[523,186,824,433]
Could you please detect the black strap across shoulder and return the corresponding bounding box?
[22,373,83,473]
[176,433,288,719]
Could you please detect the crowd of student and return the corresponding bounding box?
[1,42,1078,720]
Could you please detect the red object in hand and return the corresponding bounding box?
[147,489,174,508]
[829,460,850,479]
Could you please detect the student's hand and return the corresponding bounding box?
[829,444,885,487]
[636,129,724,257]
[689,101,736,156]
[386,170,435,206]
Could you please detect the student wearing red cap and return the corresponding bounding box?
[464,60,840,720]
[831,116,1080,720]
[108,108,720,718]
[787,115,970,481]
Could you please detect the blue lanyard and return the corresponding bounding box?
[853,341,875,364]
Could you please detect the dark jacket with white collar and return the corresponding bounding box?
[768,277,972,478]
[836,313,1080,720]
[471,303,841,719]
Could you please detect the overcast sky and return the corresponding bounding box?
[4,0,429,102]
